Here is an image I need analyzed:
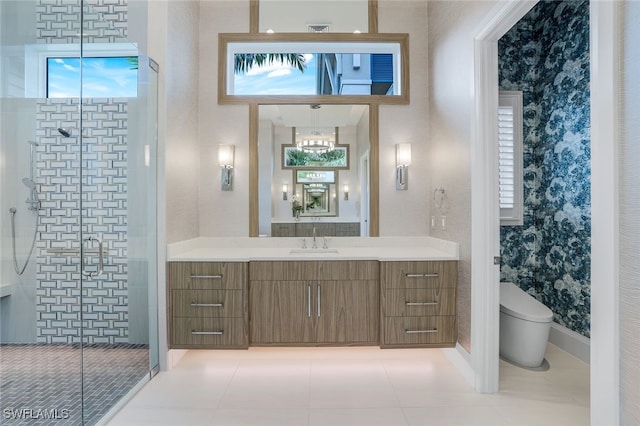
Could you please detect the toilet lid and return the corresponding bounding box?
[500,282,553,323]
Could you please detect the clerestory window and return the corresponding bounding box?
[46,56,138,98]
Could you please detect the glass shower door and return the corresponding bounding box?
[78,4,159,423]
[1,1,158,423]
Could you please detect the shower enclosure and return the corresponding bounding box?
[0,1,159,424]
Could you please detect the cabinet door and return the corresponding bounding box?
[250,281,315,344]
[314,280,379,345]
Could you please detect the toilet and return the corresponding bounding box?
[499,282,554,368]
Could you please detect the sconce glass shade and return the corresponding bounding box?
[219,144,235,191]
[343,184,349,200]
[218,144,235,167]
[282,184,288,200]
[395,143,412,167]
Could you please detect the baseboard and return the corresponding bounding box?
[548,322,590,364]
[442,343,474,387]
[167,349,188,370]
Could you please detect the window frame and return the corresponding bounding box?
[218,32,409,105]
[24,43,138,98]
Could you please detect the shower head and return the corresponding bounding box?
[22,178,36,190]
[58,128,71,138]
[10,207,17,214]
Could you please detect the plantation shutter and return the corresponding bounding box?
[499,91,523,226]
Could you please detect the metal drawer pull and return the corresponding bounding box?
[308,285,312,318]
[317,285,321,318]
[191,330,223,335]
[406,301,438,306]
[405,273,439,278]
[405,329,438,334]
[190,303,223,308]
[190,274,223,279]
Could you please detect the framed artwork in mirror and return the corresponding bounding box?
[295,170,336,184]
[282,145,349,169]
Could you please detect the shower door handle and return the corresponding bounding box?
[82,236,104,278]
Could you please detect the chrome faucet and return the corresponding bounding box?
[312,225,317,249]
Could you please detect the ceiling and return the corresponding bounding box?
[260,104,368,128]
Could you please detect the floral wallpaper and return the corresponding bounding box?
[498,0,591,337]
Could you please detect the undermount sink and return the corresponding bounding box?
[289,248,340,255]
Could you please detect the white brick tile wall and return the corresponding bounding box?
[35,98,129,344]
[36,0,127,44]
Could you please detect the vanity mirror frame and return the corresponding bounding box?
[246,0,384,236]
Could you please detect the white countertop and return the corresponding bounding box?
[167,237,459,262]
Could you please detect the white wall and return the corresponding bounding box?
[378,0,430,237]
[164,0,201,244]
[0,98,39,343]
[427,0,499,352]
[198,0,250,237]
[271,125,293,221]
[338,126,359,219]
[258,119,273,235]
[619,1,640,422]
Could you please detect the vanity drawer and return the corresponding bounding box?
[171,317,248,348]
[382,316,456,347]
[172,290,244,318]
[380,261,457,290]
[250,261,379,281]
[168,262,247,290]
[383,288,456,317]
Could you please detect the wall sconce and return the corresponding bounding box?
[433,187,446,209]
[282,184,288,200]
[396,143,411,190]
[218,144,234,191]
[343,184,349,200]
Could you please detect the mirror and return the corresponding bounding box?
[256,104,372,237]
[247,0,382,237]
[300,184,334,216]
[218,33,409,104]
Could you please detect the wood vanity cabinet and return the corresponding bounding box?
[380,261,458,347]
[167,262,248,349]
[249,261,379,345]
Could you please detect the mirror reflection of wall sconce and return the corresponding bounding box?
[282,184,288,200]
[343,184,349,200]
[396,143,411,190]
[433,187,446,210]
[218,144,235,191]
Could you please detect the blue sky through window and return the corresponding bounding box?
[47,56,138,98]
[234,53,316,95]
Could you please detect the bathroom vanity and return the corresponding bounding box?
[166,237,458,350]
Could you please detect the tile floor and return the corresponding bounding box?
[108,344,589,426]
[0,344,149,426]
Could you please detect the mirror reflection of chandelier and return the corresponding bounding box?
[296,132,335,154]
[296,105,335,154]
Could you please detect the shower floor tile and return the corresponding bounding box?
[0,343,149,425]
